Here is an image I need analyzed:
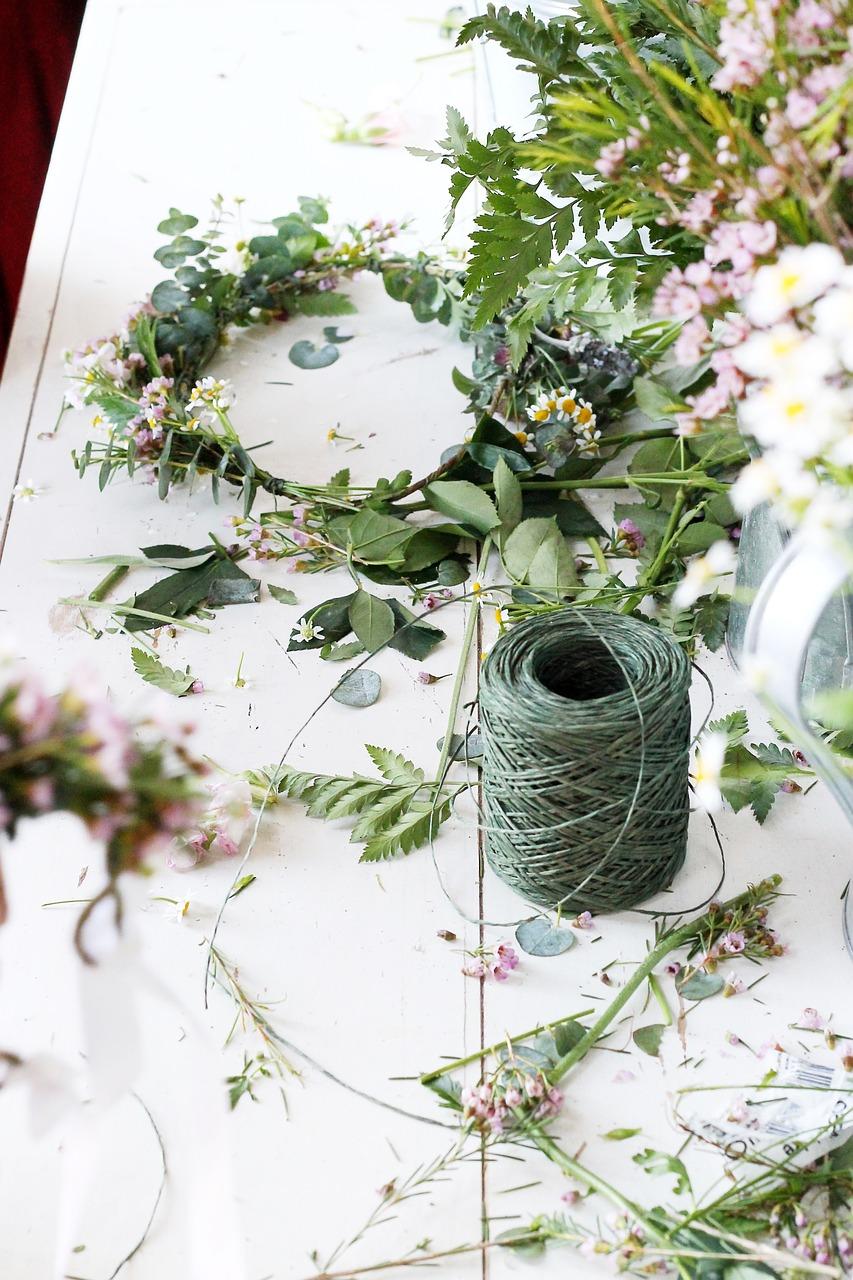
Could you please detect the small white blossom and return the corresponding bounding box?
[673,540,736,609]
[731,451,817,515]
[12,478,41,503]
[738,379,848,459]
[292,619,325,644]
[526,389,560,422]
[744,244,844,326]
[733,323,838,381]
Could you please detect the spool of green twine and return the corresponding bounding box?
[480,608,691,913]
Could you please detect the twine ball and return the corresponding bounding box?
[480,609,691,913]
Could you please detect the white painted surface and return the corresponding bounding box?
[0,3,850,1278]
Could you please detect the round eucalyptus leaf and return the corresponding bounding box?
[633,1023,666,1057]
[676,970,724,1001]
[515,917,576,957]
[289,340,340,370]
[332,668,381,708]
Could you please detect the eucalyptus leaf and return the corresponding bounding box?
[288,339,340,370]
[466,442,533,473]
[552,1019,586,1056]
[676,970,725,1001]
[516,917,576,957]
[633,1024,666,1057]
[677,522,728,556]
[332,668,382,708]
[632,376,684,422]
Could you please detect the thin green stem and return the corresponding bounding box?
[587,537,609,576]
[60,598,211,633]
[648,973,673,1026]
[434,536,492,786]
[619,486,688,615]
[89,564,130,602]
[420,1008,595,1085]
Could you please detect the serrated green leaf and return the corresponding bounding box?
[359,798,452,862]
[632,1148,691,1196]
[130,647,195,697]
[365,746,425,785]
[268,584,298,605]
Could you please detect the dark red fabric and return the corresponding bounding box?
[0,0,87,369]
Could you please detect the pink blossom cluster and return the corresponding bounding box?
[0,657,206,883]
[462,941,519,981]
[177,779,253,868]
[769,1202,852,1269]
[651,223,778,433]
[711,0,777,91]
[593,123,647,178]
[461,1067,564,1136]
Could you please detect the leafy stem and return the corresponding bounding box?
[545,876,782,1086]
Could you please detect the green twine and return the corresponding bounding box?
[479,608,691,914]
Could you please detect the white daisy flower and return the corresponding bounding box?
[733,323,838,381]
[526,389,560,423]
[292,619,325,644]
[738,379,848,458]
[744,244,844,326]
[12,478,41,503]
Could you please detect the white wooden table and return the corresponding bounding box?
[1,3,851,1278]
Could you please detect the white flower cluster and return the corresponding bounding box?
[731,244,853,539]
[526,386,602,455]
[62,337,144,408]
[185,376,236,429]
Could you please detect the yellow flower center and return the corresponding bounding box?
[533,408,549,422]
[577,406,593,425]
[780,271,801,296]
[784,400,806,421]
[560,397,576,414]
